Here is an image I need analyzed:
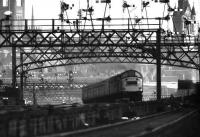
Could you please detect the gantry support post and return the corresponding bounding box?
[0,19,2,31]
[20,52,24,101]
[156,19,162,100]
[198,43,200,82]
[12,42,16,88]
[196,35,200,82]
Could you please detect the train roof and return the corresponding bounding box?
[82,69,143,89]
[120,69,143,78]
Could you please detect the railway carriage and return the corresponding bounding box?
[82,70,143,103]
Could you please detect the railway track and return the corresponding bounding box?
[38,108,198,137]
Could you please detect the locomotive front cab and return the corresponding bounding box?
[121,70,143,101]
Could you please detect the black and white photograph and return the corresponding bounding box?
[0,0,200,137]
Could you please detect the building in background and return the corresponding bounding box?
[0,0,25,30]
[0,0,25,19]
[0,0,25,83]
[173,0,197,34]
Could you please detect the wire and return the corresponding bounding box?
[144,7,150,30]
[161,3,167,26]
[83,0,94,30]
[103,2,108,18]
[127,8,134,30]
[83,1,88,30]
[141,1,150,30]
[135,17,141,29]
[60,1,73,30]
[65,11,72,30]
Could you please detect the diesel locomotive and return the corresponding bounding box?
[82,70,143,103]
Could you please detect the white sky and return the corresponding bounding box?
[25,0,200,24]
[25,0,60,19]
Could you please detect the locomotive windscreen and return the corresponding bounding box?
[126,81,137,85]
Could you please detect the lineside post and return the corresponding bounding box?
[52,19,55,32]
[102,19,104,31]
[25,19,28,31]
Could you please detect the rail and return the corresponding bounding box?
[134,109,199,137]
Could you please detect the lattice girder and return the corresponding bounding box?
[0,29,199,72]
[0,29,156,47]
[19,42,199,72]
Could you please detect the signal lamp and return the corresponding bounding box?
[3,10,12,20]
[106,0,111,3]
[168,6,175,12]
[142,1,149,8]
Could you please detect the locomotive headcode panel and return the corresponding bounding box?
[82,70,143,103]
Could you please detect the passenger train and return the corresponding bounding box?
[82,70,143,103]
